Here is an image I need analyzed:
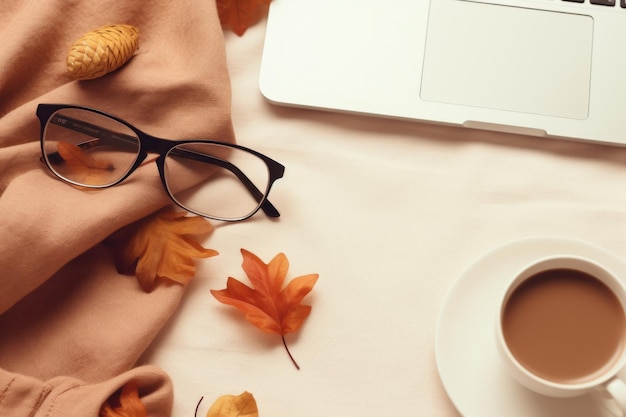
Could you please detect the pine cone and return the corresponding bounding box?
[66,24,139,80]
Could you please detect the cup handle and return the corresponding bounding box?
[606,377,626,415]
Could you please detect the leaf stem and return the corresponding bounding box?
[282,335,300,370]
[194,396,203,417]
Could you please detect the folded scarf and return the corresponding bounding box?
[0,1,235,415]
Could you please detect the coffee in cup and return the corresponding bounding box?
[496,256,626,408]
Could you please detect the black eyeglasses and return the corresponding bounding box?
[37,104,285,221]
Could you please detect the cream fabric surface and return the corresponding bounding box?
[0,1,234,416]
[143,17,626,417]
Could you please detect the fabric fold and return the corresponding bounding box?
[0,365,173,417]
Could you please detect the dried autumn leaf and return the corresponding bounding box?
[57,141,115,185]
[203,392,259,417]
[107,207,218,292]
[216,0,271,36]
[99,382,147,417]
[211,249,318,369]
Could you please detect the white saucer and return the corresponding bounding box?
[435,236,626,417]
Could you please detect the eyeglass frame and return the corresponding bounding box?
[36,103,285,222]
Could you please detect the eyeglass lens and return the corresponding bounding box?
[164,142,271,220]
[42,108,273,221]
[42,108,140,187]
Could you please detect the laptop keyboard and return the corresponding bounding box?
[563,0,625,7]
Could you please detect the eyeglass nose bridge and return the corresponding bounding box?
[133,134,181,190]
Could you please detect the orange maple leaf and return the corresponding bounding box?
[216,0,271,36]
[107,207,218,292]
[99,382,147,417]
[211,249,318,369]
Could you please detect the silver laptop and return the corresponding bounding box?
[259,0,626,145]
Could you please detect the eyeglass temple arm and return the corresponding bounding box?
[45,116,280,218]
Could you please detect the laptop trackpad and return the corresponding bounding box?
[420,1,593,120]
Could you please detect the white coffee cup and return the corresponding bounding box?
[496,255,626,410]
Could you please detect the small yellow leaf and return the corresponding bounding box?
[206,392,258,417]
